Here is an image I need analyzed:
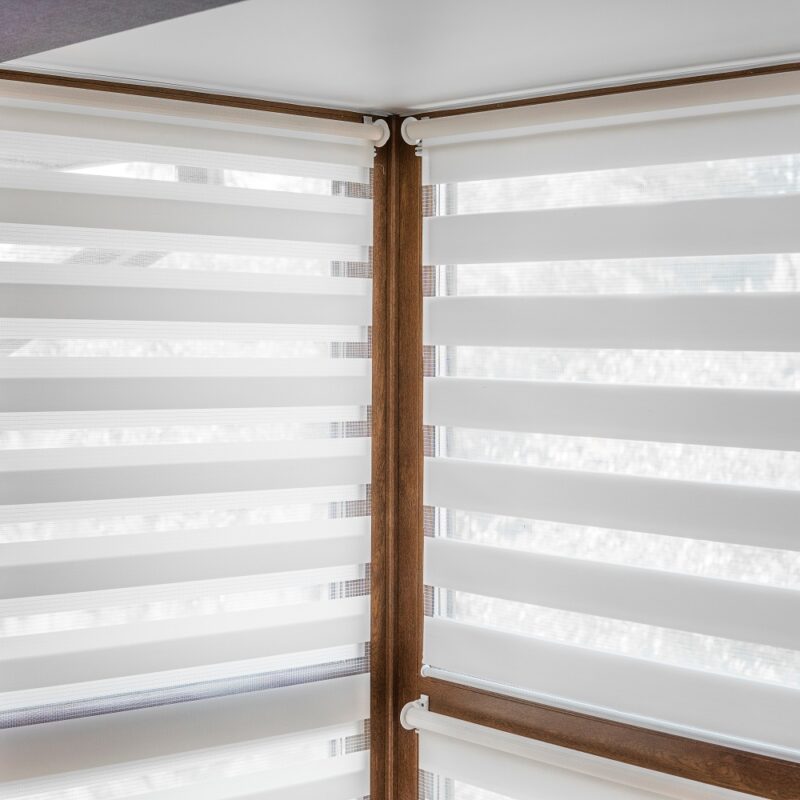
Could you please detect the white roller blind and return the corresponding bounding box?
[420,71,800,759]
[408,703,752,800]
[0,80,379,798]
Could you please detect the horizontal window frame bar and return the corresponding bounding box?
[419,674,800,800]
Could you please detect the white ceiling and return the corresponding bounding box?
[7,0,800,114]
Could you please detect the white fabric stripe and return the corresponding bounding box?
[1,596,369,691]
[0,518,371,598]
[0,125,370,182]
[424,377,800,450]
[0,222,367,261]
[3,283,371,325]
[0,375,371,412]
[424,194,800,264]
[407,71,800,144]
[0,80,382,146]
[0,263,371,296]
[1,318,368,341]
[0,655,366,717]
[424,104,800,183]
[424,618,800,754]
[424,293,800,351]
[424,458,800,551]
[0,358,370,378]
[0,672,369,782]
[418,725,749,800]
[1,451,371,504]
[0,406,366,429]
[425,537,800,650]
[0,188,371,246]
[2,565,364,617]
[0,168,370,215]
[0,438,369,471]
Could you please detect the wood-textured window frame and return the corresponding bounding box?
[2,62,800,800]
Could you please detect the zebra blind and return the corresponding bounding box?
[420,72,800,757]
[410,705,747,800]
[0,79,378,799]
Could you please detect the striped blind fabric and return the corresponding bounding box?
[420,73,800,757]
[413,708,748,800]
[0,81,377,798]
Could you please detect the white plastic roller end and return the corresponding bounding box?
[400,695,429,731]
[371,118,390,147]
[401,116,421,145]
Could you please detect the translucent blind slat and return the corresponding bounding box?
[1,451,371,503]
[0,168,371,214]
[0,262,373,294]
[0,518,371,597]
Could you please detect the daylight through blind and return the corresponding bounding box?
[0,79,377,799]
[419,71,800,758]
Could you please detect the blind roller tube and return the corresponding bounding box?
[1,596,369,690]
[0,106,376,172]
[404,71,800,144]
[0,673,369,781]
[0,79,386,145]
[423,104,800,183]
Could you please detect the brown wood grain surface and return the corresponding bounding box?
[370,115,396,800]
[393,117,425,800]
[420,60,800,119]
[0,67,366,121]
[422,678,800,799]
